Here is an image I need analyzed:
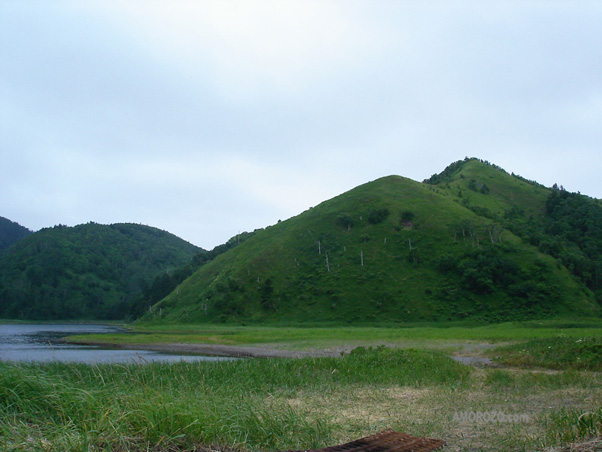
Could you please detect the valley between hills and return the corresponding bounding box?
[2,157,601,325]
[1,157,602,452]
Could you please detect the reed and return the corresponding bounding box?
[0,348,467,452]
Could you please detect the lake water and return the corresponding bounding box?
[0,323,232,364]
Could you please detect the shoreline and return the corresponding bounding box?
[63,339,344,359]
[64,339,496,366]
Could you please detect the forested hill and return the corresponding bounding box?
[146,159,601,324]
[0,217,32,254]
[3,158,600,324]
[424,158,602,302]
[0,223,202,320]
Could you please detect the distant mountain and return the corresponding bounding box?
[0,217,32,253]
[146,158,601,324]
[0,223,202,320]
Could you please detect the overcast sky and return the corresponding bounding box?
[2,1,601,249]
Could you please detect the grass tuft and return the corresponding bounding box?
[492,336,602,371]
[546,406,602,444]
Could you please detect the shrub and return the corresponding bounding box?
[336,214,354,230]
[367,208,390,224]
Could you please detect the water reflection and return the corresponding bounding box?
[0,324,232,364]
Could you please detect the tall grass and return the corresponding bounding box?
[0,348,468,452]
[546,406,602,444]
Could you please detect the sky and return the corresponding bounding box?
[1,1,601,249]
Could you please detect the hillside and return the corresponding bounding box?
[0,223,202,320]
[426,158,602,301]
[148,159,601,324]
[0,217,32,254]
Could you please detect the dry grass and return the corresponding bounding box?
[544,437,602,452]
[279,369,602,452]
[3,328,602,452]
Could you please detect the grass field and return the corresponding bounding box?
[2,320,602,452]
[492,336,602,371]
[67,319,602,352]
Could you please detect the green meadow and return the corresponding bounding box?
[2,321,602,452]
[67,319,602,349]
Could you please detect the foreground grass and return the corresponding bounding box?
[1,345,601,452]
[5,321,602,451]
[1,348,469,452]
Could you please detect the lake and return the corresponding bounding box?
[0,323,232,364]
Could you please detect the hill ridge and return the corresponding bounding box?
[0,216,32,253]
[0,222,202,320]
[2,159,600,323]
[148,162,600,324]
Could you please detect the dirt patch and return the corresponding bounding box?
[89,340,504,361]
[69,341,343,358]
[451,355,495,367]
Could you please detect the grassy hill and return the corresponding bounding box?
[0,223,202,320]
[148,159,600,324]
[424,158,550,219]
[0,217,32,254]
[426,158,602,301]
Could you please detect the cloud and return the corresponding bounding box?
[78,1,385,102]
[2,1,602,248]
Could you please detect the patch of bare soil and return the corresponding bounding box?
[86,341,341,358]
[111,340,504,362]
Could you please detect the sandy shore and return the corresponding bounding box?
[66,340,496,366]
[66,340,346,359]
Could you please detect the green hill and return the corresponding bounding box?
[0,217,32,254]
[426,158,602,302]
[0,223,202,320]
[148,159,601,324]
[424,158,550,219]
